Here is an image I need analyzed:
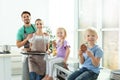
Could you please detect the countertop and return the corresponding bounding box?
[0,50,22,58]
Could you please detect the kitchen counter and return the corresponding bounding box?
[0,52,22,57]
[0,51,22,80]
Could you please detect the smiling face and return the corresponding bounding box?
[85,28,98,45]
[21,13,31,24]
[57,28,66,40]
[35,20,43,29]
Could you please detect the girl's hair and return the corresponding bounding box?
[57,27,67,39]
[84,27,98,37]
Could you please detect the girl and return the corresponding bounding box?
[43,27,70,80]
[28,19,49,80]
[68,27,103,80]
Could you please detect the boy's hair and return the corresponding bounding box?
[57,27,67,38]
[21,11,31,17]
[85,27,98,37]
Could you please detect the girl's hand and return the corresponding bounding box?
[63,59,67,64]
[52,40,56,48]
[63,62,68,70]
[43,32,49,36]
[46,49,51,55]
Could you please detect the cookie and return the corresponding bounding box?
[80,44,87,52]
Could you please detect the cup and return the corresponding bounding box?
[2,45,11,53]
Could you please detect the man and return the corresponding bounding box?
[16,11,36,80]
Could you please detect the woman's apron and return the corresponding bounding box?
[28,34,49,75]
[28,54,46,75]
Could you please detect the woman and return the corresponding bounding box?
[28,18,49,80]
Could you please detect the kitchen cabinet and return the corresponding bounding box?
[0,52,22,80]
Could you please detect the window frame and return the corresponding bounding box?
[77,0,120,68]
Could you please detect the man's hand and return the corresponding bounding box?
[26,34,33,40]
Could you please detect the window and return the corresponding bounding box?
[78,0,120,70]
[49,0,75,57]
[102,0,119,69]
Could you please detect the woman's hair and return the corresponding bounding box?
[35,18,42,23]
[84,27,98,37]
[35,18,44,26]
[21,11,31,17]
[57,27,67,38]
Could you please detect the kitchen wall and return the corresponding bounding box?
[0,0,49,45]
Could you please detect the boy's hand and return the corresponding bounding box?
[78,49,83,56]
[86,50,93,57]
[80,44,87,52]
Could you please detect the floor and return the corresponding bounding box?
[12,68,111,80]
[11,57,112,80]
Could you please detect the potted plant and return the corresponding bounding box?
[45,26,56,55]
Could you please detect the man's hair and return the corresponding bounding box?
[21,11,31,17]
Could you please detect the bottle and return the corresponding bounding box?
[52,40,57,56]
[52,48,57,56]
